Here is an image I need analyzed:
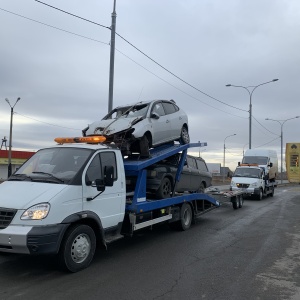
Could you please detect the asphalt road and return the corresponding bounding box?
[0,184,300,300]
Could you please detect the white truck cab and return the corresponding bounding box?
[0,137,126,271]
[230,165,275,200]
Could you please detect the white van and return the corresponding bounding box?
[242,149,278,181]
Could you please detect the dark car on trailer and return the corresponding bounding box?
[126,154,212,198]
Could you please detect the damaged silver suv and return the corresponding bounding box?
[82,99,189,157]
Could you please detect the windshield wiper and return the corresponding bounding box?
[32,172,65,183]
[9,174,33,181]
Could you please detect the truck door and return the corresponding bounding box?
[82,151,125,229]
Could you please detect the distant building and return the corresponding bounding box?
[206,163,233,179]
[0,150,35,180]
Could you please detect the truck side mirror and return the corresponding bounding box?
[269,162,273,167]
[238,162,240,166]
[104,165,114,186]
[94,179,106,192]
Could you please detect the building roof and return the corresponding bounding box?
[0,149,35,159]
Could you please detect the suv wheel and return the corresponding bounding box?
[179,126,190,144]
[156,177,172,199]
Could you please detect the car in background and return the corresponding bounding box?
[82,99,189,157]
[126,154,212,198]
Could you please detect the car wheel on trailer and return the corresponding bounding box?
[156,177,172,199]
[139,134,151,158]
[179,126,190,144]
[58,224,96,273]
[198,183,205,193]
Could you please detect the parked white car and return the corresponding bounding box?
[83,99,189,157]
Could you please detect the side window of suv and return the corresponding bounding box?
[187,156,197,169]
[196,159,208,172]
[162,102,177,115]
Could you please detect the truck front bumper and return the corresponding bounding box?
[231,187,260,195]
[0,224,69,255]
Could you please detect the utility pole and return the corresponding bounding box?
[5,97,21,177]
[108,0,117,113]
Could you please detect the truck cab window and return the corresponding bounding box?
[100,152,117,180]
[86,154,102,184]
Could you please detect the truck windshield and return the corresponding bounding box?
[233,168,261,178]
[242,156,268,165]
[12,147,92,183]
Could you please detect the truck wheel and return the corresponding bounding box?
[58,224,96,273]
[257,189,263,201]
[232,197,239,209]
[179,203,193,231]
[238,195,244,208]
[156,177,172,199]
[179,126,190,144]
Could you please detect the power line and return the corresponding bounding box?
[1,6,247,119]
[15,112,82,130]
[0,7,109,45]
[34,0,109,29]
[254,136,280,148]
[33,0,247,113]
[252,115,278,136]
[116,48,247,119]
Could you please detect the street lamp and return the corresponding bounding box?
[226,79,278,149]
[223,133,236,182]
[5,97,21,178]
[265,116,299,184]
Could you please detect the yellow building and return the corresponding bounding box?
[286,143,300,183]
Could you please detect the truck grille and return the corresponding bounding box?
[0,208,17,229]
[236,183,250,188]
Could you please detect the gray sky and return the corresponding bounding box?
[0,0,299,171]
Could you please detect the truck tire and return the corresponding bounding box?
[156,177,172,199]
[257,189,263,201]
[238,195,244,208]
[179,203,193,231]
[232,196,239,209]
[58,224,96,273]
[270,186,275,197]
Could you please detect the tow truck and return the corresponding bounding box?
[0,137,243,272]
[230,163,276,200]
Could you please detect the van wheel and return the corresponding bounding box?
[179,126,190,144]
[257,189,263,200]
[156,177,172,199]
[58,224,96,272]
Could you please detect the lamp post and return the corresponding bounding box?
[265,116,299,184]
[226,79,278,149]
[223,133,236,182]
[5,97,21,178]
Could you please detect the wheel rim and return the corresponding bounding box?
[163,179,171,197]
[183,208,191,226]
[181,127,190,144]
[70,233,91,264]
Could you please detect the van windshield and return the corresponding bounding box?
[242,156,268,165]
[11,147,92,184]
[233,168,261,178]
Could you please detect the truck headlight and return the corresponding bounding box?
[21,203,50,220]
